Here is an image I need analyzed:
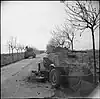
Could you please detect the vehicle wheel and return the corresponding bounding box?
[25,57,27,59]
[49,69,61,88]
[38,63,41,72]
[32,56,35,58]
[33,55,36,58]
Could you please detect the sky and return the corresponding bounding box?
[1,1,99,53]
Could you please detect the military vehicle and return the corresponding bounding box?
[24,46,36,59]
[33,47,93,91]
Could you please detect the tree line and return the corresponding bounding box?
[6,36,38,61]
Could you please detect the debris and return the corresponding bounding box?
[37,92,40,95]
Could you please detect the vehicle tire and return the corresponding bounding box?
[25,56,28,59]
[38,63,41,72]
[32,56,35,58]
[33,55,36,58]
[49,69,61,88]
[35,55,36,58]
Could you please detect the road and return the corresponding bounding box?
[1,53,100,98]
[1,53,55,98]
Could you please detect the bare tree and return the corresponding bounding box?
[20,45,24,53]
[51,25,69,48]
[20,44,26,52]
[7,36,17,61]
[17,44,23,53]
[48,37,59,47]
[15,43,21,60]
[14,37,20,53]
[61,23,77,50]
[63,0,100,84]
[51,24,77,50]
[17,44,26,58]
[7,40,11,55]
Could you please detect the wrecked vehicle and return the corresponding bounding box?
[34,47,92,91]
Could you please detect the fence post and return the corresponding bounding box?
[82,54,83,63]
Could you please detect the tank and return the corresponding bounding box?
[24,46,36,59]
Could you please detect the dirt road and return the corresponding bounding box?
[1,53,99,98]
[1,53,59,98]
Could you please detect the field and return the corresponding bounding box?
[1,53,25,67]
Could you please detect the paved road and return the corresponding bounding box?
[1,53,55,98]
[1,53,46,83]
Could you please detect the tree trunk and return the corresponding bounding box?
[91,27,96,84]
[17,50,18,61]
[9,46,10,56]
[12,49,14,62]
[62,44,63,48]
[71,40,73,51]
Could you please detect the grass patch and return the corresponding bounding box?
[1,53,24,67]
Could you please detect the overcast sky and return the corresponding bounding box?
[1,1,99,53]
